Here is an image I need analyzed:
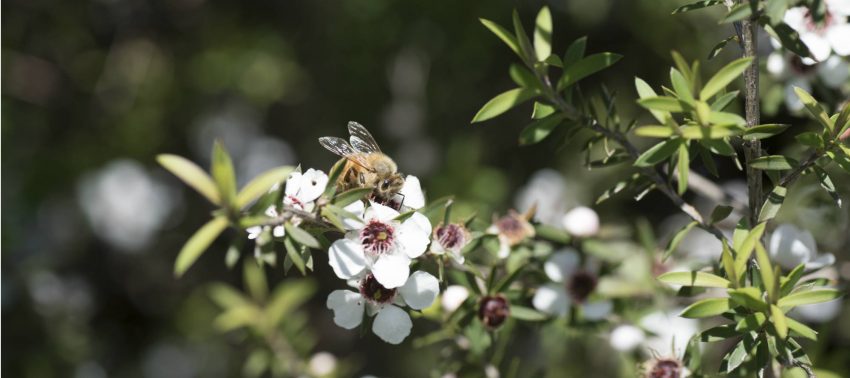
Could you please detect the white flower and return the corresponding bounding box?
[486,211,535,259]
[245,168,328,241]
[766,51,849,111]
[783,1,850,62]
[768,224,835,270]
[514,169,572,226]
[246,206,285,240]
[327,201,431,288]
[326,271,439,344]
[430,223,471,264]
[399,175,425,210]
[441,285,470,313]
[531,248,613,320]
[609,324,646,352]
[307,352,337,376]
[639,309,699,357]
[561,206,600,238]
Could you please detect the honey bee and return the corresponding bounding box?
[319,122,405,205]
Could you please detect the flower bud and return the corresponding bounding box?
[562,206,599,238]
[478,295,510,329]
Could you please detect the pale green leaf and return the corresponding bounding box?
[699,57,753,100]
[157,154,221,205]
[174,216,229,277]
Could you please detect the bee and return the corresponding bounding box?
[319,122,406,205]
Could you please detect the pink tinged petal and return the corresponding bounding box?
[326,290,364,329]
[298,168,328,203]
[581,300,613,321]
[827,24,850,56]
[399,271,440,310]
[372,305,412,344]
[532,283,570,316]
[397,217,431,259]
[544,248,580,283]
[366,201,400,222]
[372,253,410,289]
[817,56,850,88]
[285,171,302,196]
[328,239,367,279]
[801,33,832,62]
[400,175,425,209]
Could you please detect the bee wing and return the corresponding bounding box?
[347,121,382,153]
[318,136,375,171]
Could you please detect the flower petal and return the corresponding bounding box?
[769,224,815,270]
[532,283,570,316]
[342,201,366,230]
[372,305,412,344]
[400,175,425,209]
[562,206,600,237]
[399,271,440,310]
[801,32,832,62]
[806,252,835,270]
[372,253,410,289]
[497,238,510,259]
[406,211,432,234]
[827,24,850,56]
[817,55,850,88]
[328,239,367,279]
[246,226,262,240]
[285,171,302,196]
[609,325,646,352]
[365,201,400,223]
[581,300,613,321]
[272,225,285,238]
[326,290,364,329]
[441,285,469,313]
[298,168,328,203]
[544,248,580,283]
[397,216,431,259]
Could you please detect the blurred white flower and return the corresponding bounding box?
[78,160,175,252]
[782,1,850,63]
[532,248,613,320]
[514,169,571,226]
[766,52,848,111]
[768,224,835,270]
[326,271,439,344]
[609,324,646,352]
[245,168,328,241]
[792,295,843,323]
[441,285,470,313]
[327,202,431,288]
[639,309,699,357]
[487,211,535,259]
[561,206,600,238]
[308,352,338,376]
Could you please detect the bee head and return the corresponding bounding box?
[378,174,405,194]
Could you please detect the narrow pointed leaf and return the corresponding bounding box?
[533,7,553,61]
[471,88,537,123]
[758,185,786,222]
[635,138,683,167]
[174,216,229,277]
[235,166,293,210]
[212,141,237,206]
[284,223,320,249]
[699,57,753,100]
[793,86,834,132]
[557,53,623,91]
[658,271,731,288]
[680,297,731,318]
[778,289,842,308]
[771,305,788,339]
[157,154,221,205]
[480,19,520,55]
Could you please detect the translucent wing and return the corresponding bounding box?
[318,136,374,171]
[347,121,382,153]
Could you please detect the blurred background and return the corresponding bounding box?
[3,0,849,376]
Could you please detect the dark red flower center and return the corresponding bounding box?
[436,223,468,251]
[359,274,397,304]
[360,220,395,255]
[478,295,510,329]
[647,358,682,378]
[567,270,597,303]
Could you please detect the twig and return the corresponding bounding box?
[777,153,820,187]
[741,12,763,225]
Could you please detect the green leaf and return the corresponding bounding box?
[724,339,749,374]
[531,101,556,119]
[710,91,739,111]
[212,141,238,207]
[835,102,850,135]
[479,18,520,55]
[722,242,738,285]
[283,236,306,275]
[708,35,736,60]
[671,68,694,104]
[284,223,320,249]
[710,205,733,225]
[519,113,565,145]
[794,86,834,132]
[743,124,790,140]
[174,216,229,277]
[635,125,675,138]
[771,304,788,339]
[243,260,268,302]
[635,138,683,167]
[700,324,739,342]
[735,312,767,332]
[208,283,252,309]
[471,88,537,123]
[672,0,723,14]
[512,10,535,63]
[562,36,587,68]
[795,131,824,148]
[235,166,293,210]
[557,53,623,91]
[677,143,689,194]
[332,187,372,207]
[729,287,769,311]
[763,21,812,58]
[708,111,746,126]
[680,297,731,318]
[720,3,752,24]
[635,77,671,123]
[778,289,843,308]
[266,279,317,325]
[755,243,777,302]
[765,0,789,24]
[750,155,796,170]
[758,185,786,222]
[658,271,731,288]
[509,64,538,88]
[785,316,818,340]
[637,96,684,112]
[533,6,552,61]
[157,154,221,205]
[680,124,743,139]
[734,222,766,276]
[700,138,737,156]
[780,264,806,297]
[699,57,753,100]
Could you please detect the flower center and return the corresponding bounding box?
[647,358,682,378]
[285,195,305,210]
[360,220,395,255]
[359,274,397,304]
[478,295,510,329]
[567,270,597,303]
[803,8,834,33]
[436,223,468,251]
